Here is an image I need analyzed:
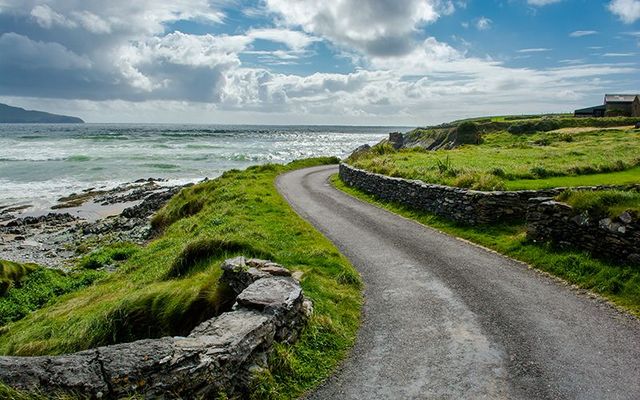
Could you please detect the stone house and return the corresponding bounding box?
[574,93,640,117]
[604,94,640,117]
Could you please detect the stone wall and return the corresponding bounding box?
[526,199,640,265]
[339,163,563,224]
[0,257,312,399]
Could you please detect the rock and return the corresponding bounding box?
[291,271,304,281]
[619,211,633,224]
[236,277,302,315]
[348,143,371,159]
[235,277,305,342]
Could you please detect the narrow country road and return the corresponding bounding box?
[276,165,640,400]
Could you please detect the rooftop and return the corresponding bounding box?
[604,94,639,103]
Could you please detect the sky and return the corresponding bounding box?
[0,0,639,126]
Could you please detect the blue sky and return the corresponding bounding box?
[0,0,638,125]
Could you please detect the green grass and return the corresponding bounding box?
[0,265,104,327]
[505,167,640,190]
[333,175,640,317]
[350,127,640,190]
[0,157,362,399]
[0,260,38,295]
[77,242,140,270]
[556,189,640,218]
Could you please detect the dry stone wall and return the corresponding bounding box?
[339,163,562,224]
[526,198,640,265]
[0,257,312,399]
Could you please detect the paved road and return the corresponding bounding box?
[276,165,640,400]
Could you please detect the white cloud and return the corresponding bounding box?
[476,17,492,31]
[517,48,552,53]
[527,0,563,6]
[30,5,76,29]
[0,0,638,124]
[569,30,597,37]
[246,28,319,51]
[264,0,449,56]
[608,0,640,23]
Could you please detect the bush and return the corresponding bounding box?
[456,121,480,144]
[605,109,630,117]
[507,119,561,134]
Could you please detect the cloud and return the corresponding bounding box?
[569,30,597,37]
[263,0,452,57]
[476,17,492,31]
[602,52,636,56]
[608,0,640,23]
[246,28,319,52]
[527,0,563,6]
[0,32,91,70]
[0,0,637,125]
[517,48,552,53]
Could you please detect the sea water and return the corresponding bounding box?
[0,124,402,209]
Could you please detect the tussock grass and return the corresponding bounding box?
[350,127,640,190]
[557,189,640,218]
[77,242,140,270]
[333,175,640,317]
[0,157,361,399]
[0,260,37,295]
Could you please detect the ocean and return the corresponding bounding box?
[0,124,402,210]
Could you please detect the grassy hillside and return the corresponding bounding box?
[351,123,640,191]
[0,158,362,399]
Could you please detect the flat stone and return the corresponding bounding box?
[236,277,302,315]
[260,265,291,276]
[221,256,247,272]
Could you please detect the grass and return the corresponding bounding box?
[0,157,362,400]
[333,175,640,317]
[0,260,38,295]
[350,127,640,190]
[0,264,104,327]
[556,189,640,218]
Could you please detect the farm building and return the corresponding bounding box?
[574,94,640,117]
[604,94,640,117]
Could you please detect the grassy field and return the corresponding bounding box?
[0,158,362,399]
[332,176,640,317]
[350,125,640,191]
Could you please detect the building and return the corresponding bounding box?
[574,93,640,117]
[574,105,605,117]
[604,94,640,117]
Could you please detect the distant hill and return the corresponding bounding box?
[0,103,84,123]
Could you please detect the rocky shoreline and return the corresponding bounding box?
[0,179,190,269]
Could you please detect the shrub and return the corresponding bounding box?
[456,121,480,144]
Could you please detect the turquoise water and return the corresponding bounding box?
[0,124,400,208]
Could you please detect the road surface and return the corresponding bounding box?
[276,165,640,400]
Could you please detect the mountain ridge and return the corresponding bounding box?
[0,103,84,123]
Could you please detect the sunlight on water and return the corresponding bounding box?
[0,124,403,207]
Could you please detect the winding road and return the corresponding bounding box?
[276,165,640,400]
